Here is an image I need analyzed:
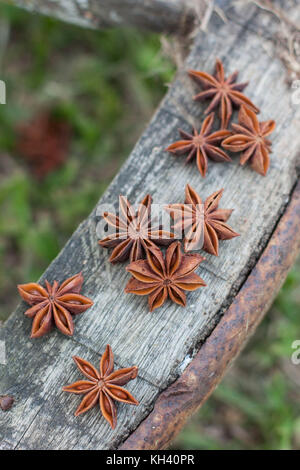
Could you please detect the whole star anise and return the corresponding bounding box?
[188,58,259,129]
[165,113,231,177]
[99,194,175,263]
[125,241,206,311]
[63,345,138,429]
[222,105,276,176]
[165,185,239,256]
[18,273,93,338]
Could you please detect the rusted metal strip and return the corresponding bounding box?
[120,179,300,450]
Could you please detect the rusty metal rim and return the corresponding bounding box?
[120,179,300,450]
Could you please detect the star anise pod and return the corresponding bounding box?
[166,113,231,177]
[125,241,206,311]
[18,273,93,338]
[165,112,231,177]
[98,194,175,263]
[63,345,138,429]
[165,185,239,256]
[222,105,276,176]
[188,58,259,129]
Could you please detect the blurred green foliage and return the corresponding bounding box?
[0,3,299,451]
[0,4,175,319]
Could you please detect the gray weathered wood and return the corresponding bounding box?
[7,0,197,33]
[1,0,300,450]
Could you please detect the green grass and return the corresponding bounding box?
[0,4,299,450]
[0,4,175,320]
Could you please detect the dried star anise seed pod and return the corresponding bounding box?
[18,273,93,338]
[0,395,14,411]
[98,194,175,263]
[222,105,276,176]
[63,345,138,429]
[188,58,259,129]
[165,185,240,256]
[165,112,231,178]
[125,241,206,312]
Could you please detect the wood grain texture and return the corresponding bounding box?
[1,0,300,450]
[121,180,300,449]
[7,0,197,33]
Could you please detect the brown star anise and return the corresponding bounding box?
[63,345,138,429]
[18,273,93,338]
[188,58,259,129]
[222,105,276,176]
[125,241,206,311]
[98,194,175,263]
[165,113,231,177]
[165,185,239,256]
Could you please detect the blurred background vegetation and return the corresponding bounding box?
[0,4,299,450]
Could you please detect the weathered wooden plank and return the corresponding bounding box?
[1,1,300,450]
[121,180,300,449]
[6,0,197,33]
